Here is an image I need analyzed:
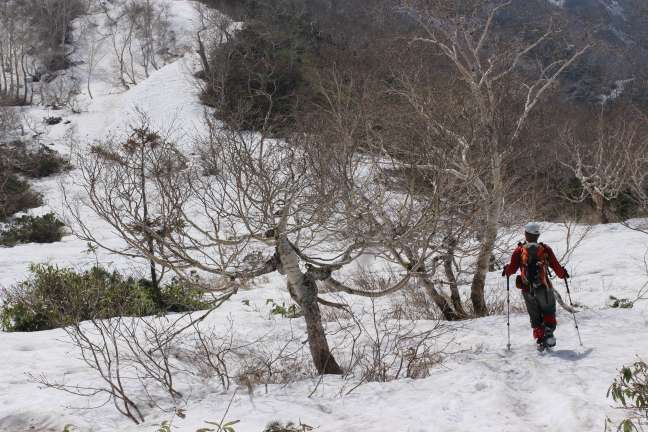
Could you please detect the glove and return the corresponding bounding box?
[564,269,570,279]
[501,264,508,277]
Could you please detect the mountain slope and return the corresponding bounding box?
[1,1,648,431]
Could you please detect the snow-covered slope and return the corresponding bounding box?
[1,1,648,431]
[1,0,207,288]
[1,222,648,432]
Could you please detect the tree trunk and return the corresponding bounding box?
[196,30,211,78]
[13,47,20,101]
[0,43,5,95]
[298,275,343,375]
[8,39,15,97]
[21,50,28,104]
[139,145,162,307]
[470,215,498,316]
[420,276,460,321]
[470,155,504,317]
[277,237,342,375]
[592,191,608,224]
[442,241,467,318]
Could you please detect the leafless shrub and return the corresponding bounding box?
[100,0,176,88]
[388,281,439,322]
[484,288,527,316]
[235,330,315,393]
[182,321,236,389]
[33,291,234,424]
[343,298,449,386]
[622,251,648,307]
[118,318,187,406]
[0,104,19,135]
[325,275,452,393]
[33,318,146,424]
[557,220,593,265]
[40,74,83,112]
[263,420,315,432]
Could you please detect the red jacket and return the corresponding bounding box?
[504,242,567,286]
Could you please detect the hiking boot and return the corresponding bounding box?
[543,326,556,347]
[544,335,556,347]
[536,339,547,351]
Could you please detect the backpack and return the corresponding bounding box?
[521,242,548,291]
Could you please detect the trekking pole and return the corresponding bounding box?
[564,277,583,346]
[506,275,511,351]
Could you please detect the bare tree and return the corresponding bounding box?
[624,111,648,219]
[393,0,590,315]
[65,113,185,306]
[68,99,463,373]
[194,3,234,106]
[303,63,486,320]
[560,114,644,223]
[99,0,174,89]
[102,1,139,88]
[0,0,87,104]
[78,14,108,100]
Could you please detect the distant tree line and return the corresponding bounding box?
[198,0,648,224]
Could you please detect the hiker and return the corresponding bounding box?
[502,222,569,349]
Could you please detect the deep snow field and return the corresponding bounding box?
[1,1,647,431]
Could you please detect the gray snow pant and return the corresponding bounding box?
[522,285,557,336]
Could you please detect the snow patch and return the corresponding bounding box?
[599,0,626,19]
[547,0,566,8]
[600,78,635,104]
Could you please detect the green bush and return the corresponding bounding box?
[17,145,72,178]
[161,278,209,313]
[203,1,324,132]
[1,142,72,179]
[0,143,69,221]
[0,213,65,246]
[0,265,209,332]
[1,265,156,331]
[263,421,313,432]
[266,298,302,318]
[0,173,43,221]
[608,359,648,431]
